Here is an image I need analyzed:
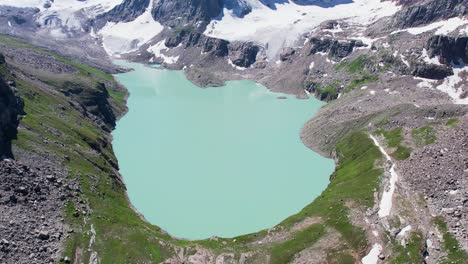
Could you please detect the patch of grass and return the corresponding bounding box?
[317,83,339,101]
[270,224,326,264]
[412,126,436,146]
[327,252,355,264]
[335,55,371,73]
[433,217,468,263]
[375,128,411,160]
[344,74,378,93]
[376,119,390,127]
[446,118,459,127]
[279,132,383,252]
[392,231,425,264]
[107,89,127,105]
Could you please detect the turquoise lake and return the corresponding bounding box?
[112,61,335,239]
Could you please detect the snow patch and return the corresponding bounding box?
[228,59,247,70]
[362,243,382,264]
[397,225,412,237]
[435,63,468,104]
[309,61,315,70]
[400,54,410,67]
[88,224,96,249]
[147,40,180,64]
[392,17,468,36]
[420,49,441,65]
[369,134,399,218]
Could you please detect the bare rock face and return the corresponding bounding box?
[307,37,365,61]
[280,47,296,62]
[152,0,224,28]
[388,0,468,29]
[228,42,260,68]
[165,27,229,57]
[410,63,454,79]
[0,55,23,158]
[426,35,468,65]
[60,82,116,130]
[95,0,150,27]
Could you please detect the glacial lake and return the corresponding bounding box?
[112,61,335,239]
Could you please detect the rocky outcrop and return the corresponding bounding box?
[228,41,260,68]
[96,0,150,26]
[388,0,468,29]
[426,35,468,65]
[307,37,365,61]
[61,82,116,130]
[280,47,296,62]
[0,55,23,158]
[151,0,223,28]
[410,63,454,79]
[165,27,229,57]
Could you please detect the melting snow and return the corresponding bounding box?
[309,61,315,69]
[99,0,163,55]
[205,0,400,58]
[420,49,441,65]
[228,59,247,70]
[369,134,398,218]
[393,17,468,35]
[362,243,382,264]
[397,225,412,237]
[147,40,180,64]
[435,63,468,105]
[400,54,410,67]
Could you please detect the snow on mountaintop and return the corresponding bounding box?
[0,0,122,13]
[1,0,123,30]
[205,0,401,58]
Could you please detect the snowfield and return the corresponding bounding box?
[99,0,163,55]
[1,0,123,30]
[204,0,401,58]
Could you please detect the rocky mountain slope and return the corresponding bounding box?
[0,0,467,263]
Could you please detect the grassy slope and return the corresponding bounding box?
[375,128,411,160]
[434,217,468,264]
[3,34,391,263]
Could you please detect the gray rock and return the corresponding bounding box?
[228,42,260,68]
[38,231,49,240]
[426,35,468,65]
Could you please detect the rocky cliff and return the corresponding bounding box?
[426,35,468,64]
[152,0,224,29]
[0,54,23,158]
[387,0,468,30]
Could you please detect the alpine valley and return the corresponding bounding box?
[0,0,467,263]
